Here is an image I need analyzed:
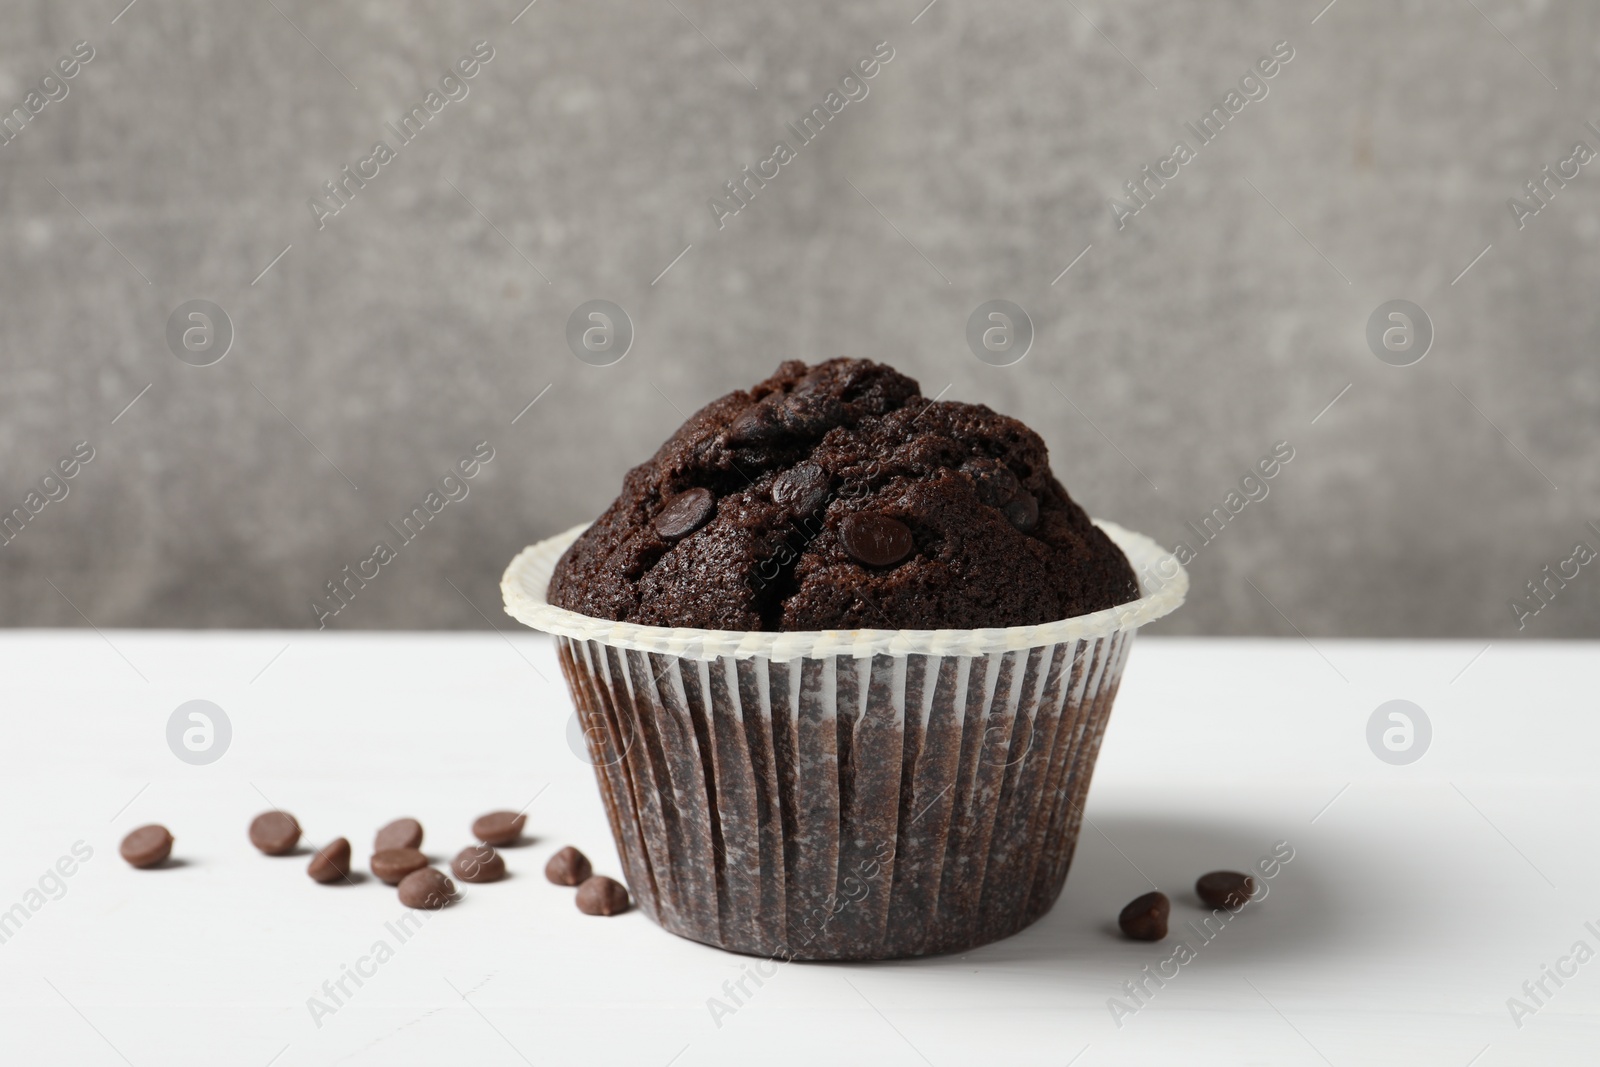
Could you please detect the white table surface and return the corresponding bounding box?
[0,631,1594,1066]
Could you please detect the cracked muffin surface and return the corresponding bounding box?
[547,358,1139,631]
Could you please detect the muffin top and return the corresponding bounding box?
[547,358,1139,631]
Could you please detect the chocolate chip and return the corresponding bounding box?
[771,462,830,517]
[1196,871,1255,911]
[371,847,429,886]
[1002,492,1038,533]
[307,838,352,884]
[653,487,715,541]
[374,817,422,852]
[777,393,843,437]
[840,512,914,567]
[726,403,782,446]
[472,811,525,846]
[575,875,630,916]
[248,811,301,856]
[397,867,455,910]
[961,457,1018,507]
[729,391,842,446]
[1118,891,1170,941]
[452,845,506,884]
[545,846,593,887]
[119,824,173,869]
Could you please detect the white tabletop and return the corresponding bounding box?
[0,631,1593,1065]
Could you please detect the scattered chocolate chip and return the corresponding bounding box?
[771,462,830,517]
[307,838,352,884]
[653,488,715,541]
[371,847,429,886]
[452,845,506,884]
[545,846,593,887]
[961,457,1018,507]
[1196,871,1255,911]
[374,817,423,852]
[575,875,630,916]
[248,811,302,856]
[726,403,782,446]
[397,867,455,910]
[1118,891,1170,941]
[472,811,525,846]
[1002,492,1039,533]
[840,512,914,567]
[119,824,173,869]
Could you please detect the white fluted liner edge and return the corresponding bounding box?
[502,519,1185,660]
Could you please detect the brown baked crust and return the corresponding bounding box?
[548,359,1138,631]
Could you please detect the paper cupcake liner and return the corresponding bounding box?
[506,520,1184,960]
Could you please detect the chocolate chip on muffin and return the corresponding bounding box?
[771,461,830,517]
[653,488,715,541]
[960,456,1017,506]
[548,358,1138,631]
[840,512,914,567]
[1002,491,1039,533]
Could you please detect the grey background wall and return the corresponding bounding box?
[1,0,1595,637]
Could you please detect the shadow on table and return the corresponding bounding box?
[872,811,1344,972]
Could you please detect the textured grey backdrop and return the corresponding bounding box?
[1,0,1595,637]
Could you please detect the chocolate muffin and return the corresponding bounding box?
[504,358,1187,960]
[548,358,1137,631]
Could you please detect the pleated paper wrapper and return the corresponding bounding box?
[503,520,1185,960]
